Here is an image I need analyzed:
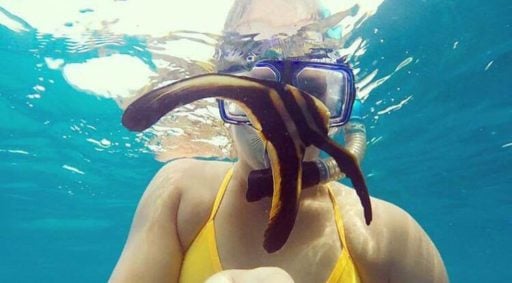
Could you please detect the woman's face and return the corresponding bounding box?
[225,0,326,169]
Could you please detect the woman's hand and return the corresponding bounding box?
[205,267,294,283]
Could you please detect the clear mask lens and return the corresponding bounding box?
[295,67,348,119]
[219,61,353,127]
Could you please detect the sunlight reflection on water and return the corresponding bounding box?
[0,0,415,162]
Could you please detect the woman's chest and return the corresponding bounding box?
[214,195,344,282]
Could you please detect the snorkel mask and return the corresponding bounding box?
[218,59,356,127]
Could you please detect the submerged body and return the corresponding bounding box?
[112,35,447,283]
[110,159,448,283]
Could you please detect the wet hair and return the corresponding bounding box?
[215,0,348,71]
[223,0,323,34]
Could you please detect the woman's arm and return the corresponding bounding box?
[109,162,184,283]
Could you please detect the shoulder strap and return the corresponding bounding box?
[208,167,234,221]
[326,185,363,283]
[327,185,350,253]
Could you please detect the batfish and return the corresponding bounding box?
[122,74,372,253]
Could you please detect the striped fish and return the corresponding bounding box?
[122,74,372,253]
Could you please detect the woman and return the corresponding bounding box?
[110,1,448,282]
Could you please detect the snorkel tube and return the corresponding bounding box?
[317,99,366,183]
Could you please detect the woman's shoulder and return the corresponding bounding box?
[330,182,414,252]
[109,159,234,281]
[329,181,414,233]
[156,158,234,249]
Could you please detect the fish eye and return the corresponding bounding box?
[246,55,256,62]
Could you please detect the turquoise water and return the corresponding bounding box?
[1,1,511,282]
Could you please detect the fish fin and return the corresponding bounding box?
[315,135,372,225]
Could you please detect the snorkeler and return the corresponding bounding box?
[110,1,448,282]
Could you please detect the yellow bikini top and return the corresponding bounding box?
[179,168,361,283]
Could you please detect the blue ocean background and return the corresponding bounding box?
[1,1,511,282]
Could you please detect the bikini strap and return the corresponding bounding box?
[207,167,234,221]
[327,185,351,255]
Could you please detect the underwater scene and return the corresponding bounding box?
[0,0,511,282]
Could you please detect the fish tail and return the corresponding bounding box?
[263,202,299,253]
[262,143,303,253]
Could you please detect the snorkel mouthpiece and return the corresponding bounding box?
[122,74,372,253]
